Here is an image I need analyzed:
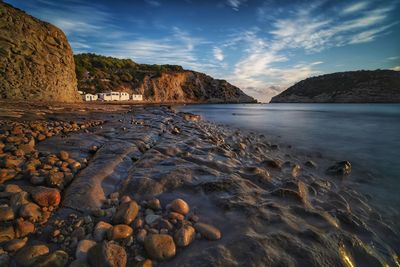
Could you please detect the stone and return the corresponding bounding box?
[169,212,184,221]
[69,259,89,267]
[0,206,14,221]
[32,250,68,267]
[15,243,49,267]
[59,151,69,161]
[15,218,35,237]
[169,198,189,215]
[19,202,42,221]
[144,234,176,261]
[135,259,153,267]
[75,239,96,261]
[326,161,352,176]
[46,172,65,189]
[194,223,221,240]
[93,221,113,242]
[148,198,161,210]
[107,224,133,240]
[10,191,30,212]
[0,2,80,102]
[4,184,22,193]
[305,160,317,168]
[4,237,28,252]
[88,241,127,267]
[0,168,16,183]
[113,200,139,225]
[174,225,195,247]
[31,186,61,207]
[137,229,147,243]
[145,215,161,226]
[0,225,15,242]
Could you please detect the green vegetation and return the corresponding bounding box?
[74,53,184,94]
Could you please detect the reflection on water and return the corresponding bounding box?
[178,103,400,210]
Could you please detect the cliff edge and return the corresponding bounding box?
[0,2,80,102]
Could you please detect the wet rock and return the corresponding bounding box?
[15,243,49,267]
[19,202,42,221]
[135,259,153,267]
[291,164,301,177]
[261,159,283,170]
[15,218,35,237]
[108,224,133,240]
[113,200,139,225]
[75,239,96,261]
[46,172,65,189]
[94,221,113,242]
[305,160,317,168]
[145,214,161,226]
[0,225,15,242]
[194,223,221,240]
[4,237,28,252]
[169,212,184,221]
[169,198,189,215]
[89,145,98,154]
[58,151,69,161]
[144,234,176,261]
[88,241,127,267]
[148,198,161,210]
[137,229,147,243]
[174,225,195,247]
[10,191,30,212]
[32,250,68,267]
[0,206,14,221]
[31,186,61,207]
[4,184,22,193]
[0,168,17,183]
[326,161,352,175]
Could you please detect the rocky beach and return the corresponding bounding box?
[0,101,399,267]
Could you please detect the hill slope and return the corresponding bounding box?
[75,53,256,103]
[270,70,400,103]
[0,2,80,102]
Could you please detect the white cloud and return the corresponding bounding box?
[226,0,246,11]
[392,66,400,71]
[343,2,369,14]
[213,47,224,61]
[388,56,399,60]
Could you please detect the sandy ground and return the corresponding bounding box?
[0,101,399,266]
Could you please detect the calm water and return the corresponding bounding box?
[178,103,400,210]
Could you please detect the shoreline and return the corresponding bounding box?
[0,103,399,266]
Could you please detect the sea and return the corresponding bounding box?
[178,103,400,214]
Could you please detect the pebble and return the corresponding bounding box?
[136,259,153,267]
[145,214,162,226]
[88,241,127,267]
[32,250,69,267]
[75,239,97,261]
[15,243,49,267]
[144,234,176,261]
[0,206,14,221]
[108,224,133,240]
[148,198,161,210]
[194,222,222,240]
[113,200,140,225]
[59,151,69,161]
[93,221,113,242]
[31,186,61,207]
[169,198,190,215]
[4,237,28,252]
[0,225,15,242]
[174,225,196,247]
[19,202,42,221]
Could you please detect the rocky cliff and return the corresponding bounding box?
[0,2,80,102]
[75,53,256,103]
[270,70,400,103]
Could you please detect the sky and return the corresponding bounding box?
[6,0,400,102]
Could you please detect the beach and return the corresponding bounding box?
[0,102,399,266]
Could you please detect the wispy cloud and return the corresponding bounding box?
[343,2,369,14]
[213,47,224,61]
[226,0,246,11]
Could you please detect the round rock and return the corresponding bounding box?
[31,186,61,207]
[93,221,113,242]
[174,225,195,247]
[75,239,96,261]
[108,224,133,240]
[194,222,221,240]
[169,199,189,215]
[88,241,127,267]
[144,234,176,261]
[113,200,139,225]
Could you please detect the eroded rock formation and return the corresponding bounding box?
[0,2,80,102]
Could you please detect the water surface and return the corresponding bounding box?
[179,103,400,212]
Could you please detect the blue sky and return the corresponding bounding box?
[6,0,400,102]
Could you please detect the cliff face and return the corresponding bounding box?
[75,53,256,103]
[0,2,80,102]
[270,70,400,103]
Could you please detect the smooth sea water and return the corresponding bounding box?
[178,103,400,212]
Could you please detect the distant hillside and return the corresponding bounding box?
[270,70,400,103]
[75,53,256,103]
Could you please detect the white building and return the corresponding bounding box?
[83,93,98,101]
[97,92,130,101]
[131,94,143,101]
